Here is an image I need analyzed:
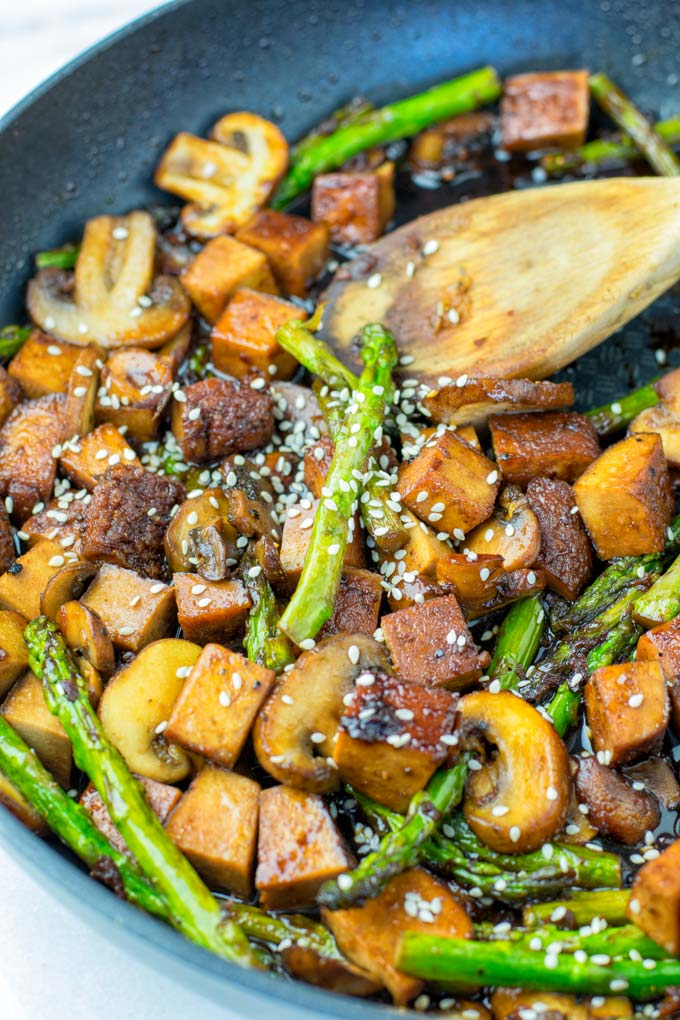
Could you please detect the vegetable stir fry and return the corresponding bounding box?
[2,64,680,1019]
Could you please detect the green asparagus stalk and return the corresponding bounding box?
[25,617,262,969]
[272,66,502,208]
[35,243,80,270]
[0,325,31,362]
[633,551,680,626]
[585,382,659,437]
[318,756,470,909]
[291,98,375,162]
[226,901,341,956]
[242,549,294,672]
[487,594,544,691]
[546,683,580,737]
[475,921,667,960]
[523,889,631,928]
[277,319,359,393]
[279,324,396,644]
[541,115,680,175]
[396,932,676,999]
[589,72,680,177]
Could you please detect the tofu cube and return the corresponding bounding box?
[1,671,71,786]
[312,162,395,245]
[0,394,66,522]
[60,423,140,490]
[573,433,673,559]
[398,430,500,537]
[20,494,89,555]
[381,594,485,690]
[165,643,274,768]
[629,838,680,955]
[0,539,67,620]
[255,785,353,910]
[501,70,590,153]
[0,366,22,428]
[180,236,278,323]
[80,776,181,853]
[165,766,260,898]
[526,477,593,600]
[210,288,303,380]
[171,377,274,463]
[173,573,251,644]
[280,499,365,585]
[0,610,29,698]
[236,210,329,298]
[318,568,383,639]
[81,563,177,652]
[584,660,669,766]
[333,673,458,812]
[7,330,97,398]
[637,617,680,731]
[386,511,453,577]
[489,411,599,487]
[95,349,173,442]
[303,434,335,498]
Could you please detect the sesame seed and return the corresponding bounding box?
[247,565,262,578]
[628,693,644,708]
[188,407,201,421]
[609,980,628,992]
[328,543,340,555]
[219,691,231,707]
[118,626,135,636]
[112,226,129,240]
[299,638,316,651]
[491,804,509,817]
[187,511,198,525]
[154,720,168,734]
[191,584,207,595]
[546,786,558,801]
[48,555,65,567]
[310,732,326,744]
[488,679,501,694]
[527,571,537,585]
[395,708,415,721]
[347,645,360,665]
[415,490,428,503]
[487,470,498,485]
[611,402,622,415]
[439,734,458,746]
[422,239,439,255]
[197,597,212,608]
[366,272,382,289]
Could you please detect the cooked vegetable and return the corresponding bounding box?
[179,235,278,323]
[423,376,574,427]
[95,349,173,442]
[241,549,294,672]
[634,551,680,627]
[465,486,541,571]
[35,244,80,270]
[526,477,593,599]
[589,72,680,177]
[210,289,303,380]
[489,411,599,487]
[575,755,660,845]
[486,593,545,691]
[236,210,330,298]
[0,325,31,361]
[542,114,680,175]
[524,889,632,927]
[585,380,659,437]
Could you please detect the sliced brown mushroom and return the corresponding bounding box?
[40,561,97,621]
[629,404,680,466]
[164,489,240,576]
[459,690,570,852]
[423,377,574,427]
[55,600,115,675]
[253,633,391,793]
[575,755,660,845]
[27,211,190,349]
[436,553,504,612]
[465,486,542,571]
[155,113,288,238]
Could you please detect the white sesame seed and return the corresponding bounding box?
[154,720,168,734]
[112,226,129,240]
[611,402,622,415]
[48,555,65,567]
[247,565,262,578]
[118,626,135,636]
[422,239,439,255]
[310,732,326,744]
[366,272,382,289]
[486,470,498,485]
[491,804,509,817]
[188,407,201,421]
[546,786,558,801]
[395,708,415,721]
[219,690,231,707]
[628,693,644,708]
[527,571,537,585]
[488,679,501,694]
[299,638,316,651]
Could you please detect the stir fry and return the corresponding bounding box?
[2,64,680,1019]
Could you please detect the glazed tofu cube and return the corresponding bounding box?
[279,499,365,584]
[236,210,329,298]
[0,539,67,620]
[0,394,67,522]
[526,477,593,599]
[584,660,669,766]
[165,766,260,898]
[60,423,140,491]
[95,349,173,442]
[171,377,274,463]
[80,776,181,853]
[7,330,97,398]
[333,674,457,812]
[179,235,278,323]
[0,366,22,428]
[0,610,29,698]
[573,433,673,559]
[398,430,500,537]
[312,162,395,245]
[629,838,680,954]
[20,493,89,555]
[255,785,353,909]
[210,288,303,380]
[173,573,251,644]
[630,405,680,467]
[323,869,472,1006]
[489,411,599,487]
[319,568,383,639]
[1,671,71,786]
[165,643,274,767]
[81,563,177,652]
[637,617,680,731]
[381,594,486,690]
[501,70,590,152]
[388,511,453,577]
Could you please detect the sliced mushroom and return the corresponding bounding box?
[465,486,541,571]
[575,755,660,845]
[40,562,97,621]
[623,757,680,810]
[423,377,574,427]
[459,690,570,852]
[164,488,239,575]
[436,553,504,612]
[155,114,288,238]
[629,404,680,466]
[55,600,115,675]
[253,633,391,793]
[27,211,190,349]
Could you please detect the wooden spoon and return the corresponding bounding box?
[320,177,680,382]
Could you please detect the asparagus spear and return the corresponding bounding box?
[0,325,31,362]
[476,921,666,960]
[226,901,342,957]
[291,97,375,162]
[396,932,676,999]
[541,115,680,175]
[279,324,396,644]
[633,551,680,626]
[523,889,631,928]
[487,594,545,691]
[35,243,80,270]
[546,683,581,738]
[241,548,294,672]
[277,319,359,393]
[585,381,659,437]
[25,617,262,969]
[272,66,502,208]
[318,756,470,909]
[589,72,680,177]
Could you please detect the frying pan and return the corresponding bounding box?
[0,0,679,1016]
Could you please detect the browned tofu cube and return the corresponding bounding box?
[0,771,45,833]
[489,411,599,487]
[526,477,593,599]
[166,643,274,768]
[20,493,89,555]
[573,433,673,559]
[0,610,28,698]
[303,434,335,498]
[210,288,303,380]
[501,70,590,152]
[165,766,260,898]
[398,430,500,537]
[255,785,353,909]
[381,594,486,690]
[637,616,680,731]
[311,162,395,245]
[0,366,22,428]
[386,511,453,577]
[80,775,181,854]
[333,673,457,812]
[0,394,67,522]
[323,869,472,1006]
[584,660,669,766]
[173,573,251,644]
[7,330,96,398]
[179,235,278,323]
[171,377,274,463]
[60,423,140,491]
[81,563,177,651]
[1,671,71,786]
[95,349,173,442]
[629,838,680,954]
[319,568,383,639]
[280,499,365,584]
[236,210,329,298]
[0,539,67,620]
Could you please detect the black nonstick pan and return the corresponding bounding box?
[0,0,679,1016]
